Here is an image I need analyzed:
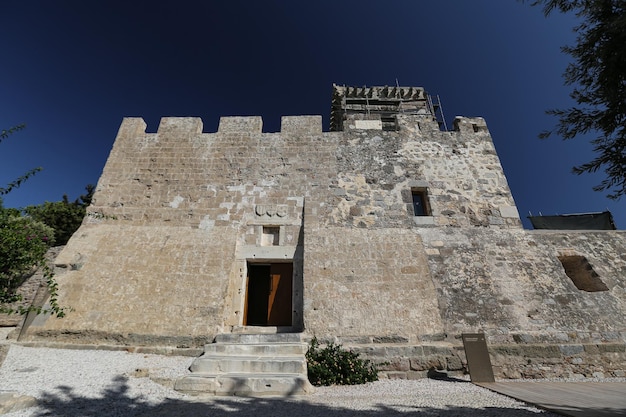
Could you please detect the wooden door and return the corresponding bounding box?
[244,263,292,326]
[267,263,292,326]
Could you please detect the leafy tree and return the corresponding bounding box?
[25,184,95,245]
[0,198,20,217]
[0,211,55,305]
[0,125,67,317]
[527,0,626,199]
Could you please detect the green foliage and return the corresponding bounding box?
[0,199,20,217]
[306,337,379,386]
[527,0,626,199]
[0,124,42,195]
[0,214,67,318]
[25,184,94,245]
[0,125,67,317]
[0,167,43,196]
[0,211,55,305]
[0,124,26,143]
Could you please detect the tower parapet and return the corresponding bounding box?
[453,116,488,133]
[330,84,435,131]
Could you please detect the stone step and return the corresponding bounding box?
[214,333,303,344]
[174,373,314,396]
[176,332,312,396]
[203,342,308,356]
[190,355,307,374]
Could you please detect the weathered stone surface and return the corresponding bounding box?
[378,358,410,372]
[410,356,445,372]
[0,345,8,368]
[0,392,37,414]
[177,333,313,396]
[560,345,585,356]
[373,336,410,344]
[446,354,464,371]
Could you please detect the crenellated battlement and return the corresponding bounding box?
[280,116,322,134]
[116,117,148,137]
[453,116,489,133]
[116,114,491,138]
[157,117,204,136]
[105,107,511,234]
[117,115,325,136]
[218,116,263,133]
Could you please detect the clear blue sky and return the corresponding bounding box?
[1,1,622,229]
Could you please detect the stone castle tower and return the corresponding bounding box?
[22,84,626,381]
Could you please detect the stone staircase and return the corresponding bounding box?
[174,333,314,396]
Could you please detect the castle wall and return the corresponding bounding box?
[20,112,626,379]
[418,228,626,344]
[303,227,443,341]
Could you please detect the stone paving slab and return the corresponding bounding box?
[478,382,626,417]
[0,391,38,414]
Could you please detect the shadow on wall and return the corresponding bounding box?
[25,375,564,417]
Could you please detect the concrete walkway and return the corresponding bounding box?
[478,382,626,417]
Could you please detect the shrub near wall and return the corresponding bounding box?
[306,337,379,386]
[0,214,54,304]
[0,211,65,317]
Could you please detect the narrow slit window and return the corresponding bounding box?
[557,255,608,292]
[412,189,430,216]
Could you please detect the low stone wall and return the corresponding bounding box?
[19,329,212,349]
[491,342,626,379]
[348,341,626,379]
[353,343,465,379]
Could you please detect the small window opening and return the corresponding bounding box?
[412,189,430,216]
[558,255,608,292]
[261,226,280,246]
[472,123,487,133]
[381,116,398,131]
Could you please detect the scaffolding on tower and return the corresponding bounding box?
[330,84,449,132]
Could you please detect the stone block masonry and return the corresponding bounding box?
[17,85,626,379]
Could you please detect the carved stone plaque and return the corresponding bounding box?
[354,119,382,130]
[255,204,288,217]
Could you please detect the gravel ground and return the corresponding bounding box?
[0,345,565,416]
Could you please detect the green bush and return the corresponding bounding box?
[0,214,55,301]
[306,337,379,386]
[24,184,94,246]
[0,211,65,316]
[0,125,67,317]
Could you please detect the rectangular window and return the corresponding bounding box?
[261,226,280,246]
[412,189,430,216]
